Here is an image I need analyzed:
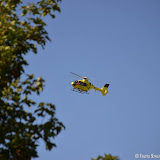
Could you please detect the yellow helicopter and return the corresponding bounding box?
[70,72,109,96]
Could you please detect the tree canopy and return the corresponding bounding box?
[0,0,64,159]
[92,154,119,160]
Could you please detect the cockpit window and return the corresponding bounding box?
[74,81,87,86]
[74,81,78,84]
[83,83,87,86]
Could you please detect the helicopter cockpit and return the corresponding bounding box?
[73,80,87,86]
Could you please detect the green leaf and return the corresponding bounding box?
[11,20,16,25]
[20,21,25,25]
[46,142,56,150]
[39,102,45,107]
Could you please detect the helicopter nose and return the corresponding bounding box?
[71,82,75,86]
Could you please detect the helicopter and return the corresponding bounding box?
[70,72,109,96]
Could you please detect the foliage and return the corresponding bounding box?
[0,75,65,159]
[92,154,119,160]
[0,0,64,159]
[0,0,61,88]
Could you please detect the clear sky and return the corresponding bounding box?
[25,0,160,160]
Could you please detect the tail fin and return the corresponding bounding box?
[101,83,109,96]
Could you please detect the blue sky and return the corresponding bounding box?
[25,0,160,160]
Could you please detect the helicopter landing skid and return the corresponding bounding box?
[72,88,89,94]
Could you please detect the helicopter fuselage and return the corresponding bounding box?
[71,79,94,92]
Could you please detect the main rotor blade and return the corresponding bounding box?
[70,72,84,78]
